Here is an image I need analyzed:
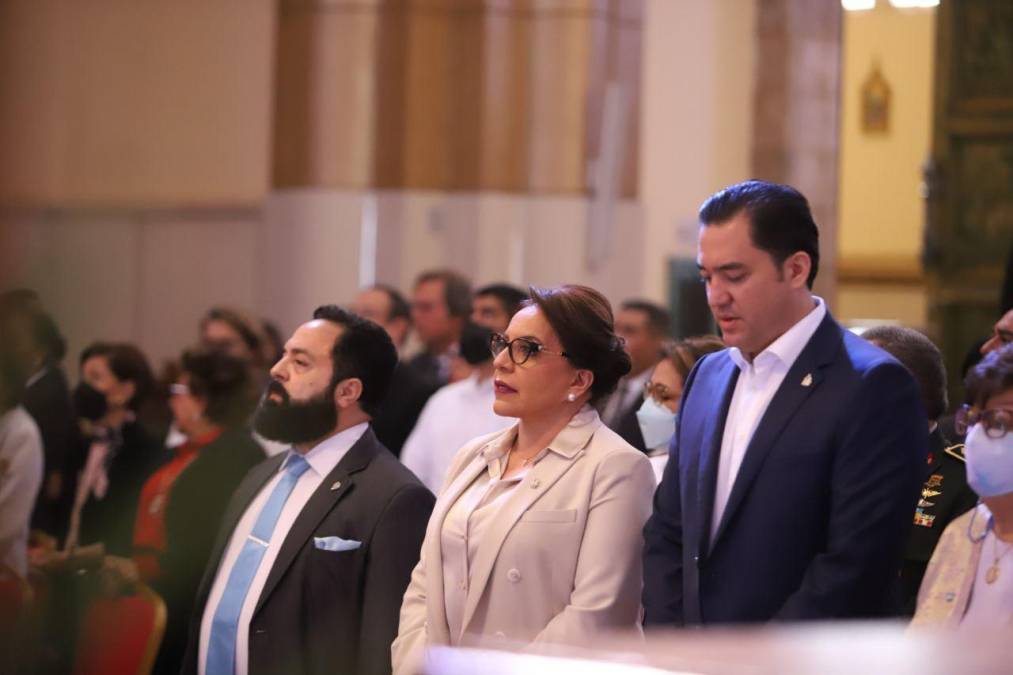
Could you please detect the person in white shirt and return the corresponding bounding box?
[401,323,514,492]
[0,310,44,578]
[644,180,927,625]
[0,406,43,578]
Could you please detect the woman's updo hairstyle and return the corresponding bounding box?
[526,285,631,405]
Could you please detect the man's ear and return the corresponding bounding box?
[784,251,812,289]
[333,377,364,410]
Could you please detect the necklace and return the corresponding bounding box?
[986,521,1013,585]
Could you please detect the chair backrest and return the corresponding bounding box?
[73,584,166,675]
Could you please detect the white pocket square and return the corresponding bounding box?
[313,536,361,552]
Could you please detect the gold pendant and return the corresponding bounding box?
[986,564,1000,585]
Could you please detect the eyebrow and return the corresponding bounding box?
[697,262,747,273]
[286,347,314,359]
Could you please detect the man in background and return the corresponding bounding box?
[407,270,471,387]
[602,300,670,452]
[863,325,977,614]
[352,285,436,457]
[471,283,527,333]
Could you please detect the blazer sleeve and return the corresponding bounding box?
[531,448,655,644]
[359,482,435,675]
[776,360,928,620]
[641,359,701,626]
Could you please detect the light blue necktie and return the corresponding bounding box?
[206,453,311,675]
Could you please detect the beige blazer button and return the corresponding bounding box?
[530,478,541,489]
[507,568,522,583]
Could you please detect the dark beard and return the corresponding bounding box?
[252,380,338,445]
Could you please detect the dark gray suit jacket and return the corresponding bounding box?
[180,427,434,675]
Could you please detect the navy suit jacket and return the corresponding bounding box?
[643,312,927,625]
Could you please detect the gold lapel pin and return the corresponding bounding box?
[801,373,813,387]
[330,480,342,491]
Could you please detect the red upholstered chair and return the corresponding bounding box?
[73,584,166,675]
[0,564,31,632]
[0,564,33,668]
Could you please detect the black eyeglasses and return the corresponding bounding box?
[490,333,568,366]
[955,404,1012,439]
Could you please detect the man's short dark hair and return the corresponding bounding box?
[620,299,671,337]
[312,305,398,417]
[475,283,527,320]
[863,325,947,421]
[699,180,820,289]
[371,284,411,323]
[414,269,472,318]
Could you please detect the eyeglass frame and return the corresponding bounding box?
[644,379,677,405]
[954,404,1012,439]
[489,333,569,366]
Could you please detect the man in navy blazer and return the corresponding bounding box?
[643,181,927,625]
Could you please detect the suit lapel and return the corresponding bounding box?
[694,355,740,559]
[252,429,378,616]
[709,314,842,551]
[459,444,586,637]
[422,450,491,643]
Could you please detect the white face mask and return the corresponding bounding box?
[964,423,1013,498]
[636,396,677,451]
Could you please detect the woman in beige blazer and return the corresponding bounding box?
[392,285,656,673]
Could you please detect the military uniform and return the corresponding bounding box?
[899,427,978,614]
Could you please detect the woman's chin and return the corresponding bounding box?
[492,399,519,418]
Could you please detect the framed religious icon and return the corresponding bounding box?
[861,62,891,134]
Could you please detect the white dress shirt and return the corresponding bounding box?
[711,297,826,541]
[0,407,43,577]
[400,372,513,492]
[198,422,368,675]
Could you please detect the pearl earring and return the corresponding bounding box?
[567,392,576,402]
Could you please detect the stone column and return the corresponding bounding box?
[752,0,842,304]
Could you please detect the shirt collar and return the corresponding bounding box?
[479,404,602,468]
[729,296,826,374]
[283,422,369,478]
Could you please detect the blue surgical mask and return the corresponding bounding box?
[636,396,677,450]
[965,423,1013,498]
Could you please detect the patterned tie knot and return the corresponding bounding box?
[284,453,311,478]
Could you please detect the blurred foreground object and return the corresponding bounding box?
[422,622,1012,675]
